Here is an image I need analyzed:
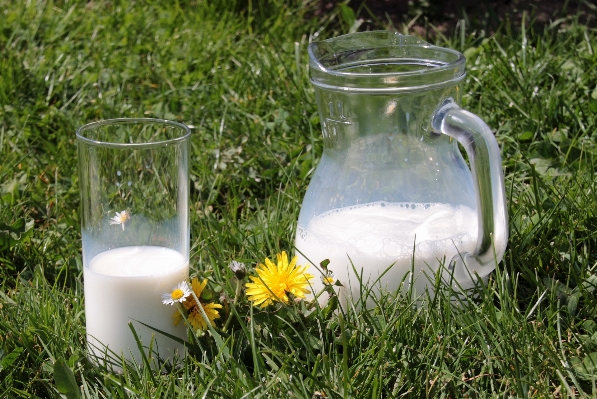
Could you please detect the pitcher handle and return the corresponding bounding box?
[432,98,508,282]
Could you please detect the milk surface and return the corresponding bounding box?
[295,202,479,306]
[84,246,189,368]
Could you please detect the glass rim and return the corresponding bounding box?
[76,118,191,149]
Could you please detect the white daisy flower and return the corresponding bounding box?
[109,210,131,231]
[321,270,336,286]
[162,281,191,305]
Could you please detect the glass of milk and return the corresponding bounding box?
[296,31,508,307]
[77,119,190,369]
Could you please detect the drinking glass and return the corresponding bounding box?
[77,118,190,368]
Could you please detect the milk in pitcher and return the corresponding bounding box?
[295,202,480,306]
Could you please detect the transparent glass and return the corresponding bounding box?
[295,31,508,306]
[77,118,190,369]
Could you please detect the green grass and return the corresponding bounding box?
[1,0,597,397]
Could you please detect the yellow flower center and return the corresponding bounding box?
[323,277,335,285]
[171,289,184,300]
[272,282,287,298]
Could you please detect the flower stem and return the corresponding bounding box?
[223,278,242,332]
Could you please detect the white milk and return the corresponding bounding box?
[84,246,189,368]
[295,202,480,307]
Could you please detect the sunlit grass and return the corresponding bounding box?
[1,0,597,397]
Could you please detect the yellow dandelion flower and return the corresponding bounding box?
[172,310,185,327]
[245,251,314,308]
[172,277,223,331]
[187,302,223,331]
[184,278,207,310]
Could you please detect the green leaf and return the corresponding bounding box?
[547,129,567,143]
[0,218,34,251]
[581,320,596,334]
[201,288,214,301]
[0,347,23,371]
[319,259,330,270]
[53,357,81,399]
[463,46,480,61]
[212,284,223,293]
[321,295,338,320]
[582,275,597,292]
[571,352,597,381]
[517,131,534,141]
[337,3,356,28]
[529,158,553,175]
[567,292,579,316]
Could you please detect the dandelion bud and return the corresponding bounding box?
[228,260,247,280]
[219,291,229,303]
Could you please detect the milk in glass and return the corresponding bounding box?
[84,246,188,366]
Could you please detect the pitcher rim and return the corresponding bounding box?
[308,31,466,92]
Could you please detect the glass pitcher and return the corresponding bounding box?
[294,31,508,305]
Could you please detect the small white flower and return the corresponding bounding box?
[321,270,336,286]
[162,281,191,305]
[109,210,131,231]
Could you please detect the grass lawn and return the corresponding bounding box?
[1,0,597,397]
